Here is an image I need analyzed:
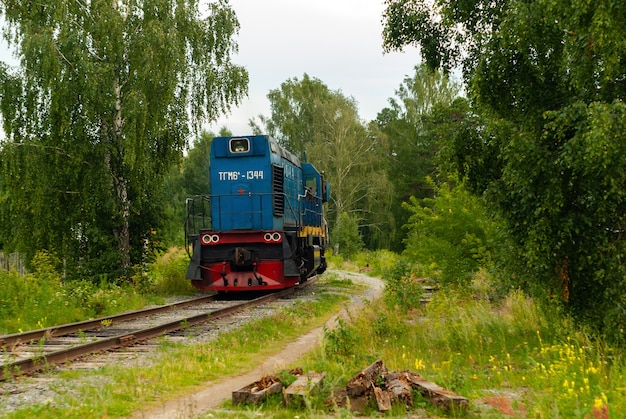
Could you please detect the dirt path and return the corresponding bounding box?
[130,271,384,419]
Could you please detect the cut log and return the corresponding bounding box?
[329,361,468,414]
[374,386,391,411]
[348,395,370,412]
[283,372,326,407]
[345,359,387,397]
[404,371,469,410]
[232,378,283,405]
[385,372,413,407]
[327,388,372,412]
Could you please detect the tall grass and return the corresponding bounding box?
[293,264,626,417]
[0,249,195,334]
[3,247,625,418]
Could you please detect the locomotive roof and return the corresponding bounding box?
[213,135,302,167]
[268,137,301,167]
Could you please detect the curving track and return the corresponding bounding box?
[0,278,317,381]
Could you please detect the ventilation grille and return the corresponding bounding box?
[272,164,284,216]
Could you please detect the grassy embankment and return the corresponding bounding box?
[2,249,625,418]
[1,250,356,418]
[215,251,625,418]
[0,249,197,335]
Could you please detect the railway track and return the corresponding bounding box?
[0,277,317,381]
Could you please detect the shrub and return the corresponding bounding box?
[0,251,83,333]
[142,248,196,295]
[402,179,496,286]
[382,257,425,312]
[330,212,364,259]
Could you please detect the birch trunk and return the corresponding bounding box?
[112,78,131,277]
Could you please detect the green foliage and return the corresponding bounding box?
[428,98,509,194]
[255,74,396,249]
[330,212,363,259]
[383,0,626,339]
[375,64,462,250]
[352,249,400,277]
[382,257,425,312]
[158,129,222,248]
[141,248,197,295]
[382,0,463,72]
[0,248,195,334]
[323,318,361,362]
[253,73,335,155]
[181,131,214,196]
[64,279,144,317]
[154,164,187,249]
[402,179,494,286]
[0,252,78,333]
[0,253,80,333]
[488,100,626,341]
[0,0,248,279]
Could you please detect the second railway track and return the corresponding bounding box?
[0,277,318,381]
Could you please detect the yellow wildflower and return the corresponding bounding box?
[594,397,604,409]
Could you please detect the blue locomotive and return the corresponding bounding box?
[185,135,329,291]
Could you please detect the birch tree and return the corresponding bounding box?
[0,0,248,278]
[255,75,395,249]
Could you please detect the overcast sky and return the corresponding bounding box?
[208,0,421,134]
[0,1,421,136]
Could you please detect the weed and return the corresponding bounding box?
[323,318,361,360]
[276,370,298,387]
[382,258,426,312]
[179,319,190,330]
[76,330,88,344]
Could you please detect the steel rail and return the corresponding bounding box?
[0,295,218,350]
[0,277,317,381]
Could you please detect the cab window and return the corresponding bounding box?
[229,138,250,153]
[305,177,317,196]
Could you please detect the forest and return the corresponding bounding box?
[1,0,625,344]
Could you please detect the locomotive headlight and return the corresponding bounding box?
[201,234,220,245]
[263,232,282,242]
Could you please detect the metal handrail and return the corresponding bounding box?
[185,191,325,255]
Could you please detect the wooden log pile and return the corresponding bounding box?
[332,359,468,413]
[232,369,325,407]
[232,360,468,414]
